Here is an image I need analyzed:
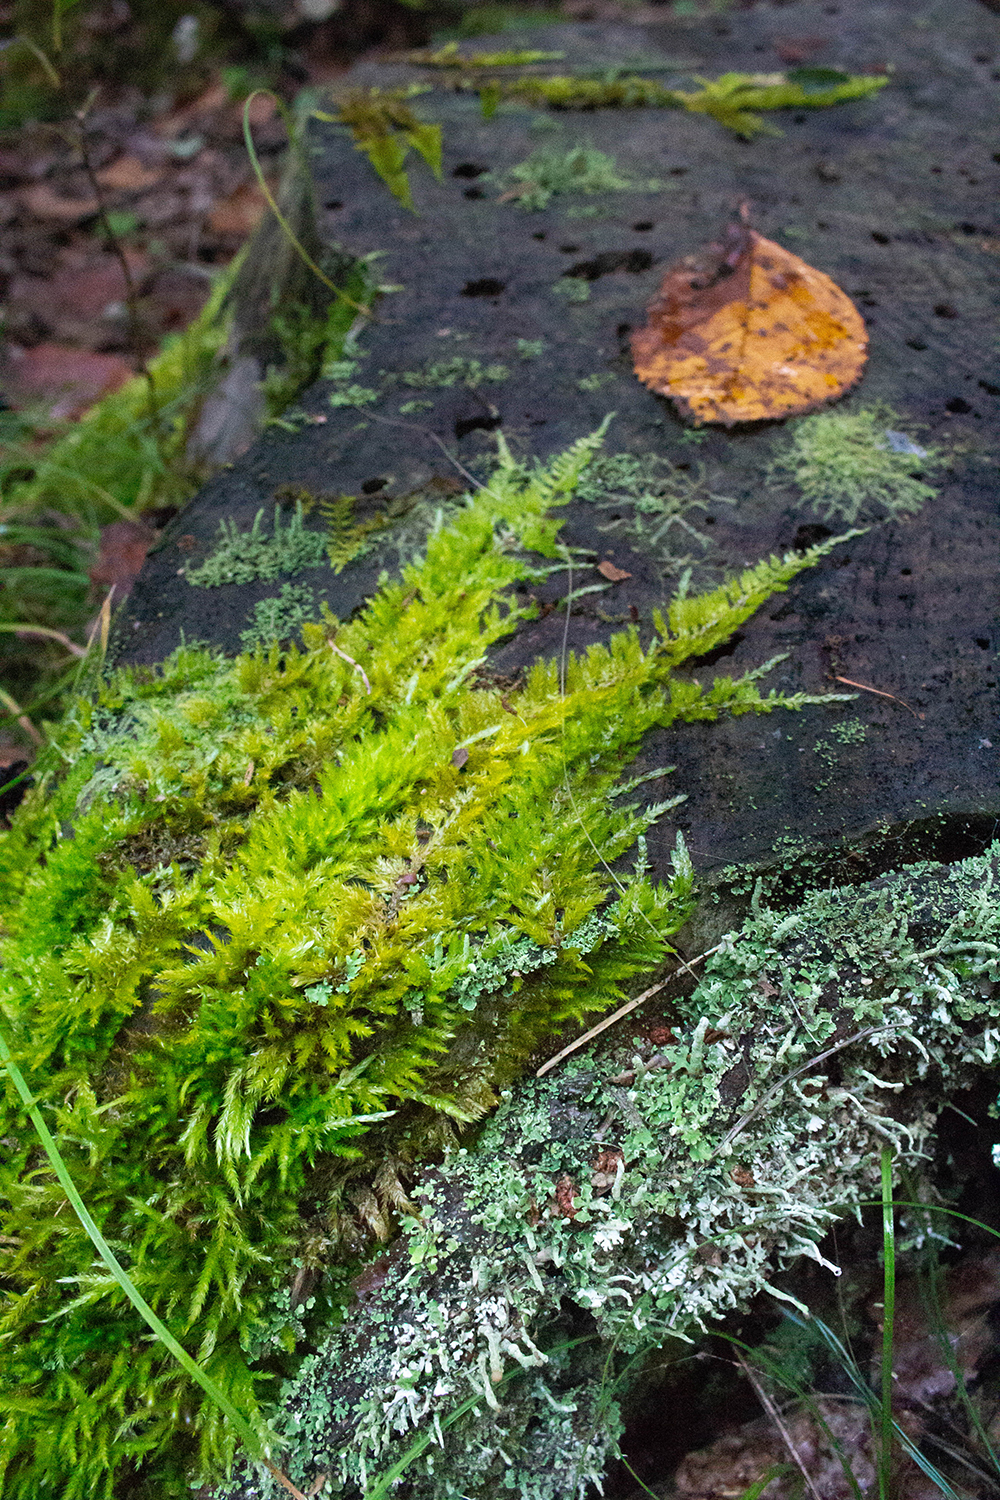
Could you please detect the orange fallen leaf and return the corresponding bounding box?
[632,206,868,427]
[596,559,632,581]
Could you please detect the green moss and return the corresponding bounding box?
[186,504,329,588]
[766,404,945,523]
[474,68,887,139]
[516,339,547,360]
[312,89,443,211]
[0,426,847,1498]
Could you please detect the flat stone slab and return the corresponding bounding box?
[120,0,1000,881]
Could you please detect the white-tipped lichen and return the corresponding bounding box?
[211,845,1000,1500]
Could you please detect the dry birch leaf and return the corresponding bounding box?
[632,210,868,426]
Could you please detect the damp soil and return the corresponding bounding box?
[118,0,1000,890]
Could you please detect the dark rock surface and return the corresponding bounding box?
[119,0,1000,883]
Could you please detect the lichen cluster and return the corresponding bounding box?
[767,404,945,523]
[216,846,1000,1500]
[575,450,735,579]
[0,428,841,1498]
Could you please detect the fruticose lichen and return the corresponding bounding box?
[492,145,657,210]
[239,583,321,647]
[214,845,1000,1500]
[575,450,735,579]
[186,503,329,587]
[766,404,945,523]
[0,426,846,1499]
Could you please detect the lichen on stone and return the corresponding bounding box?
[186,502,329,588]
[214,846,1000,1500]
[765,403,945,523]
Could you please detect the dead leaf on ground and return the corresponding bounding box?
[88,519,157,605]
[632,205,868,427]
[96,155,164,193]
[597,559,633,581]
[18,183,99,223]
[207,180,272,236]
[0,343,132,420]
[673,1399,933,1500]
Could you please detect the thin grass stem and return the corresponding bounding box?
[878,1148,896,1498]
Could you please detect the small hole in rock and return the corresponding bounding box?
[958,222,978,234]
[871,230,890,244]
[453,162,488,178]
[794,522,833,551]
[463,187,485,200]
[324,198,343,210]
[668,166,688,176]
[455,413,502,439]
[703,513,715,524]
[361,478,388,494]
[946,397,972,414]
[979,379,1000,396]
[975,53,992,63]
[462,278,505,297]
[817,220,829,229]
[565,249,654,281]
[559,244,581,253]
[676,462,691,472]
[934,302,958,318]
[532,231,546,240]
[617,322,632,337]
[632,221,654,231]
[976,638,990,649]
[900,568,912,576]
[906,340,928,351]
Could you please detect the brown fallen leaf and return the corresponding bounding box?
[597,559,632,582]
[207,181,272,237]
[18,183,99,223]
[632,205,868,427]
[96,155,163,192]
[0,343,132,420]
[451,746,469,769]
[88,519,157,605]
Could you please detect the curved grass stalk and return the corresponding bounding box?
[242,91,371,315]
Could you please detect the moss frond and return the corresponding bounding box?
[0,425,841,1498]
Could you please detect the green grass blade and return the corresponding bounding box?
[0,1021,271,1465]
[879,1148,896,1498]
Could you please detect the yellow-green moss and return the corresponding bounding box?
[0,426,847,1499]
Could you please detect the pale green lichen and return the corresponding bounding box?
[575,450,735,578]
[493,145,657,210]
[218,845,1000,1500]
[397,357,509,390]
[552,278,590,303]
[239,583,321,647]
[186,504,329,588]
[766,404,945,523]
